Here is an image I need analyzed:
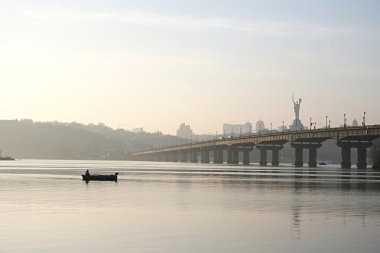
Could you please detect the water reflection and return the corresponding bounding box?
[291,182,302,240]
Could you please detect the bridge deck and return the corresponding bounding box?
[133,125,380,156]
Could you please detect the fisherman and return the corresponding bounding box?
[85,170,90,176]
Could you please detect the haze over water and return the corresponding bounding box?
[1,160,380,252]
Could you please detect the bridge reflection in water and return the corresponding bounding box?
[133,125,380,169]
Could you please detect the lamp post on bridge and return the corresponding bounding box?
[326,115,328,129]
[362,111,366,127]
[344,114,347,128]
[310,117,312,130]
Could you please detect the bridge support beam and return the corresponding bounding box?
[213,149,224,164]
[201,150,210,163]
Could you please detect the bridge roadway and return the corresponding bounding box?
[133,125,380,169]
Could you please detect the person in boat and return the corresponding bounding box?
[85,170,90,176]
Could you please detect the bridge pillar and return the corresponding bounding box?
[227,149,232,164]
[181,151,187,162]
[292,143,321,168]
[257,144,283,166]
[272,148,280,167]
[171,152,178,162]
[339,144,351,169]
[227,147,239,164]
[234,149,239,164]
[243,149,251,165]
[357,147,367,169]
[294,146,303,167]
[164,152,170,162]
[201,150,210,163]
[259,149,267,166]
[357,143,372,169]
[190,151,198,163]
[308,147,317,168]
[214,149,224,164]
[338,142,372,169]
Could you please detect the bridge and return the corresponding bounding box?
[133,125,380,169]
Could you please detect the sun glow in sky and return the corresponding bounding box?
[0,0,379,134]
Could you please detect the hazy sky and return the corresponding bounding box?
[0,0,379,134]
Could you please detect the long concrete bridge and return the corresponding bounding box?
[133,125,380,169]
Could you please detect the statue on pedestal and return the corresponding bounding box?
[290,93,303,131]
[292,93,302,121]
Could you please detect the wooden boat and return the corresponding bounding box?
[82,173,118,182]
[0,156,15,161]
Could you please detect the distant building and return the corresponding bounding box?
[223,122,252,136]
[132,127,144,133]
[177,123,194,139]
[352,119,359,127]
[256,120,265,132]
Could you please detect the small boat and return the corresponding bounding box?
[82,173,118,182]
[0,156,15,161]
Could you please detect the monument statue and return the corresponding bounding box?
[290,93,303,131]
[292,93,302,120]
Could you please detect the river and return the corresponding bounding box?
[0,160,379,252]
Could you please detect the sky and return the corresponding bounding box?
[0,0,379,134]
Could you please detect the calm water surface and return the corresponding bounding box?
[1,160,380,252]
